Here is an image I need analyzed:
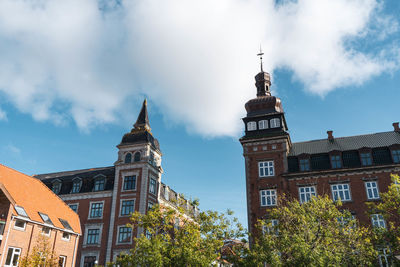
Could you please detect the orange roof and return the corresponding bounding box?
[0,164,81,234]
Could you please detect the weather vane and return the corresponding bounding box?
[257,45,264,72]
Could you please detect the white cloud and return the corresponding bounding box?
[0,108,6,121]
[5,144,20,155]
[0,0,398,136]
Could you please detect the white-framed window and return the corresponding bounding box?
[93,177,105,191]
[149,178,157,195]
[262,219,279,235]
[124,153,132,163]
[89,202,104,218]
[41,226,51,236]
[117,226,132,244]
[14,219,26,231]
[86,228,100,244]
[68,203,79,213]
[331,184,351,201]
[258,161,274,177]
[299,186,316,204]
[52,181,61,194]
[148,201,154,211]
[71,178,82,193]
[58,256,67,267]
[247,121,257,131]
[61,232,71,241]
[134,151,141,162]
[4,247,21,266]
[270,118,280,128]
[258,120,268,130]
[123,175,136,191]
[120,199,135,216]
[371,214,386,228]
[365,181,380,200]
[260,189,277,206]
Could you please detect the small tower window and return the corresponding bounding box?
[247,121,257,131]
[125,153,132,163]
[258,120,268,130]
[134,152,141,162]
[270,118,280,128]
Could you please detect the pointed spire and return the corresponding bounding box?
[257,45,264,72]
[255,47,271,97]
[133,99,151,132]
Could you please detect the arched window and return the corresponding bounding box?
[125,153,132,163]
[52,181,61,194]
[270,118,281,128]
[247,121,257,131]
[134,152,141,162]
[258,120,268,130]
[71,178,82,194]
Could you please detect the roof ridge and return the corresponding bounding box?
[34,165,114,177]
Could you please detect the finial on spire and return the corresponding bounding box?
[257,45,264,72]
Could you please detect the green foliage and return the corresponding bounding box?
[19,235,58,267]
[231,195,377,267]
[111,203,245,267]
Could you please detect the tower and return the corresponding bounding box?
[239,64,291,238]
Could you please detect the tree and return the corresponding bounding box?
[231,195,377,267]
[19,235,58,267]
[111,203,245,267]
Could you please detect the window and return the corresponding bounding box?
[392,149,400,163]
[52,181,61,194]
[71,179,82,193]
[263,219,278,235]
[83,256,96,267]
[148,201,154,210]
[87,229,100,244]
[164,186,170,200]
[149,178,157,194]
[14,206,28,217]
[145,230,152,239]
[247,121,256,131]
[42,226,51,236]
[149,152,155,165]
[134,152,141,162]
[258,120,268,130]
[331,184,351,201]
[14,219,26,230]
[68,204,78,213]
[124,153,132,163]
[123,176,136,191]
[258,161,274,177]
[39,212,53,225]
[58,256,67,267]
[62,232,71,241]
[93,178,105,191]
[299,186,316,204]
[270,118,280,128]
[90,202,103,218]
[118,226,132,243]
[120,200,135,216]
[260,189,277,206]
[360,152,372,166]
[331,155,342,169]
[59,218,73,231]
[5,247,21,267]
[371,214,386,228]
[365,181,380,199]
[299,159,310,171]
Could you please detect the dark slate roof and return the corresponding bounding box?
[34,166,115,194]
[120,131,160,151]
[134,99,150,129]
[289,131,400,156]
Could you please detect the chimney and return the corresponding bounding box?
[393,122,400,132]
[327,130,334,141]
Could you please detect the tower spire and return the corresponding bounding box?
[255,47,271,97]
[257,45,264,72]
[133,99,151,132]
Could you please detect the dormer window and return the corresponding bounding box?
[331,155,342,169]
[360,152,372,166]
[52,181,61,194]
[299,159,310,171]
[392,149,400,163]
[94,177,105,191]
[134,152,141,162]
[258,120,268,130]
[125,153,132,163]
[247,121,257,131]
[270,118,280,128]
[71,178,82,194]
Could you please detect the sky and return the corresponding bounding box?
[0,0,399,228]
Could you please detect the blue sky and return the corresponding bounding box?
[0,0,399,227]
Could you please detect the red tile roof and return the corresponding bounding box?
[0,164,81,234]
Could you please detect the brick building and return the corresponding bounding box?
[240,67,400,237]
[0,164,81,267]
[35,100,196,267]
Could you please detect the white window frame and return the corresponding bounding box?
[84,224,103,246]
[58,256,67,267]
[247,121,257,131]
[148,201,154,211]
[371,214,386,228]
[4,247,21,267]
[365,181,380,200]
[258,120,268,130]
[258,161,274,177]
[116,225,133,245]
[262,219,279,235]
[331,183,351,202]
[13,219,26,231]
[88,201,104,219]
[70,178,82,193]
[93,176,106,192]
[270,118,280,128]
[41,226,51,237]
[122,175,137,192]
[61,232,71,241]
[119,199,135,217]
[149,178,157,195]
[299,186,316,204]
[260,189,277,207]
